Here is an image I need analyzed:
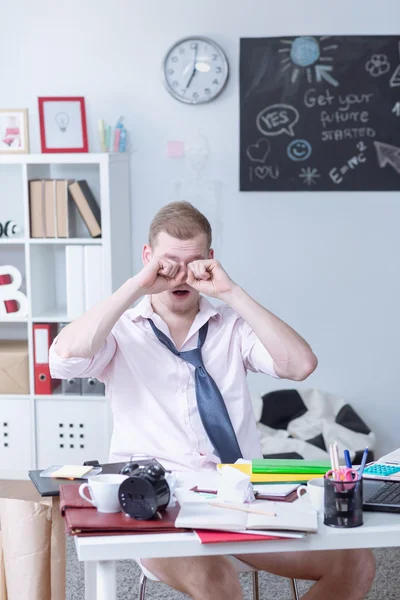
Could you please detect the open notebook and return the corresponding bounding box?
[175,500,318,533]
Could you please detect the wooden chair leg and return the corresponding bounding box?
[252,571,260,600]
[290,577,300,600]
[138,573,147,600]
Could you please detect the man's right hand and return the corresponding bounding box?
[134,258,185,295]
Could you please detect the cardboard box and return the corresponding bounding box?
[0,480,65,600]
[0,342,29,395]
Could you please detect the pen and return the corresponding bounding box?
[209,502,276,517]
[358,447,369,478]
[344,449,352,469]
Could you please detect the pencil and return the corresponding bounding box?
[209,502,276,517]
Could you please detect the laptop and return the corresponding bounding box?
[363,479,400,513]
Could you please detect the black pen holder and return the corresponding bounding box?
[324,477,363,528]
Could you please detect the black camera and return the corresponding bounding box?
[118,459,171,520]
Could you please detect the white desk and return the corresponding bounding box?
[74,472,400,600]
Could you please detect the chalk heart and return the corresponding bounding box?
[247,139,271,164]
[254,165,269,179]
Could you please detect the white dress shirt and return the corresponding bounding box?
[50,295,279,471]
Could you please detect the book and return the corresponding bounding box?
[175,500,318,533]
[69,181,101,238]
[29,180,45,238]
[252,459,331,475]
[56,179,75,238]
[44,180,56,238]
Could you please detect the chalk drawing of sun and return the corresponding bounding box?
[279,36,339,87]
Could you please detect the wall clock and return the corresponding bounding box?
[163,36,229,104]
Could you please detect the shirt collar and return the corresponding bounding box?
[127,295,221,324]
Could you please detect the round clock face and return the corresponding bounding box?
[163,37,229,104]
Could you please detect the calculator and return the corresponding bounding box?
[362,463,400,480]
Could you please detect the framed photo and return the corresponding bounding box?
[0,109,29,154]
[38,97,88,153]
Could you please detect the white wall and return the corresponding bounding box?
[2,0,400,455]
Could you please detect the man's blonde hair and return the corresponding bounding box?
[149,202,212,248]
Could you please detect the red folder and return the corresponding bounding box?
[194,530,284,544]
[0,273,18,313]
[33,323,59,394]
[60,484,188,536]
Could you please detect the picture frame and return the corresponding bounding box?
[0,109,29,154]
[38,97,88,153]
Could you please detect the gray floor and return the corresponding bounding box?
[66,538,400,599]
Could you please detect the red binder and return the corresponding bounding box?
[0,273,18,313]
[33,324,59,394]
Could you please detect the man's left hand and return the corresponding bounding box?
[186,260,235,298]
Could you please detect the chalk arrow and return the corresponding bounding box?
[315,65,339,87]
[374,141,400,176]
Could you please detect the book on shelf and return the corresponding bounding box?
[28,178,96,239]
[69,181,101,238]
[44,180,56,238]
[56,179,75,238]
[29,180,45,238]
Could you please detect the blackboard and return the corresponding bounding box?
[240,36,400,191]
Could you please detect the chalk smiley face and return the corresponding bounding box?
[287,139,312,161]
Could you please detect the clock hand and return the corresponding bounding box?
[186,43,198,88]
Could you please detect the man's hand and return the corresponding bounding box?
[186,260,235,298]
[135,258,185,295]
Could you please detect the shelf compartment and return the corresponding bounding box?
[30,244,67,319]
[0,398,33,471]
[36,398,108,468]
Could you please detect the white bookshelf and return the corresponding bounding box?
[0,153,131,479]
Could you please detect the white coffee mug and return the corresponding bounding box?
[79,474,128,513]
[297,478,325,513]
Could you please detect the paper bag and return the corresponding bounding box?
[0,482,65,600]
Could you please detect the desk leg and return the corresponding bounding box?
[96,560,117,600]
[85,561,97,600]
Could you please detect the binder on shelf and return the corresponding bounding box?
[44,179,56,238]
[29,180,45,238]
[62,377,82,395]
[82,377,105,396]
[33,323,59,394]
[65,245,85,319]
[69,181,101,238]
[56,179,75,238]
[84,246,103,311]
[58,322,81,394]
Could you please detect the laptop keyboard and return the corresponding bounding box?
[366,482,400,505]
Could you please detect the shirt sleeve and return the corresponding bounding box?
[49,333,117,382]
[239,319,280,378]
